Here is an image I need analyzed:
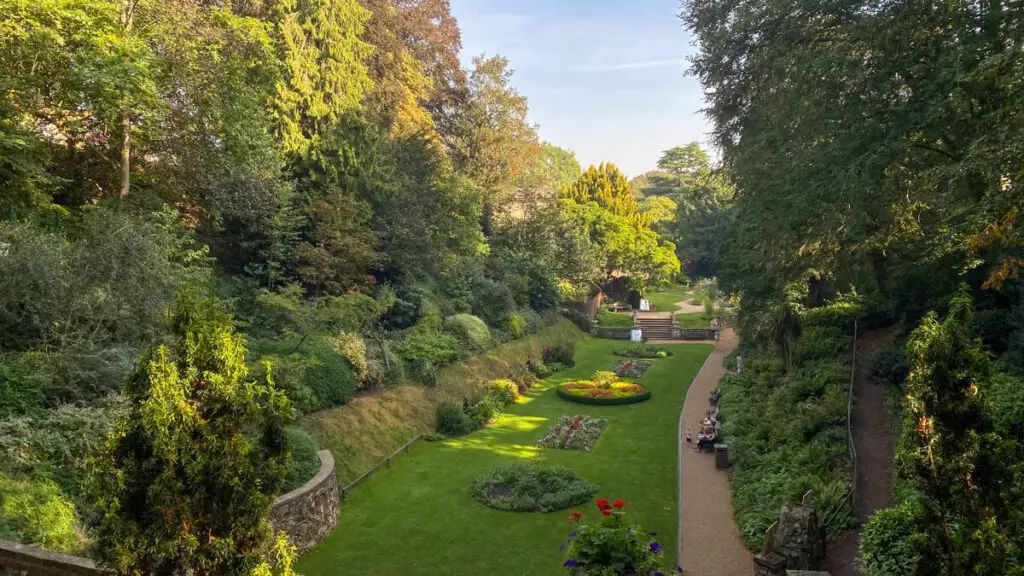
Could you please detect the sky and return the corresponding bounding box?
[449,0,711,178]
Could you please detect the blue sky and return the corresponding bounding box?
[449,0,711,178]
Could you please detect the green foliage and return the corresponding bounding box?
[0,354,47,418]
[435,401,473,437]
[613,344,673,359]
[333,331,369,387]
[394,328,461,366]
[543,341,577,367]
[859,501,926,576]
[564,163,647,228]
[0,474,81,553]
[591,371,617,389]
[539,142,582,190]
[870,339,910,387]
[502,311,527,339]
[560,308,594,333]
[562,502,664,575]
[486,379,520,407]
[469,463,597,513]
[471,277,517,327]
[283,427,321,493]
[595,309,633,328]
[443,313,491,351]
[85,290,297,575]
[254,336,358,413]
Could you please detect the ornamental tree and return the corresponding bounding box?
[85,289,297,575]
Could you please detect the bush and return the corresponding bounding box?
[560,308,593,333]
[870,339,909,387]
[859,500,925,576]
[470,463,598,512]
[486,379,520,407]
[801,297,863,332]
[543,341,576,367]
[502,312,527,339]
[467,392,498,427]
[408,358,438,386]
[436,402,473,436]
[254,335,358,413]
[443,314,491,350]
[591,370,617,388]
[0,474,81,553]
[394,328,461,366]
[516,374,538,393]
[613,344,673,359]
[0,354,47,418]
[471,278,516,326]
[520,308,546,334]
[283,427,320,493]
[527,359,551,378]
[333,331,368,387]
[546,361,569,374]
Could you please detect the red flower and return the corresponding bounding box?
[596,498,609,509]
[613,499,625,509]
[570,511,583,520]
[602,508,612,516]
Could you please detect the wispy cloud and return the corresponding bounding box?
[574,59,687,72]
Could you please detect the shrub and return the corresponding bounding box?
[254,335,358,413]
[502,312,527,339]
[471,278,516,326]
[859,500,925,576]
[516,374,538,393]
[560,308,593,333]
[443,314,491,350]
[436,402,473,436]
[467,392,499,427]
[591,371,617,389]
[333,331,368,386]
[487,379,520,407]
[528,359,551,378]
[546,362,569,374]
[0,474,81,553]
[520,308,546,334]
[470,463,598,512]
[408,358,438,387]
[422,432,446,442]
[283,427,320,493]
[0,354,47,418]
[801,297,863,332]
[562,499,664,575]
[394,328,461,366]
[544,341,576,367]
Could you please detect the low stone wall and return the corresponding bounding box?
[269,450,339,554]
[675,328,720,340]
[0,450,339,574]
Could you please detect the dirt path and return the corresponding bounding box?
[677,329,751,576]
[822,328,897,576]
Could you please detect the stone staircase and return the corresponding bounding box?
[636,316,675,340]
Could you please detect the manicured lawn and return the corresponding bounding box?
[297,338,713,576]
[675,312,712,329]
[644,285,693,313]
[595,308,634,327]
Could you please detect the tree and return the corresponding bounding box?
[446,54,541,213]
[564,163,648,229]
[86,290,297,575]
[539,142,581,191]
[295,190,382,294]
[657,142,709,176]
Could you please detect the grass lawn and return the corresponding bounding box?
[595,308,634,328]
[297,338,713,576]
[644,285,693,313]
[675,312,712,329]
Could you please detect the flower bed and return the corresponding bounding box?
[536,415,608,451]
[470,463,598,512]
[556,371,650,406]
[611,359,652,378]
[612,344,673,359]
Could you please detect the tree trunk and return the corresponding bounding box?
[119,115,130,199]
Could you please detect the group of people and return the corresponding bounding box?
[685,409,721,452]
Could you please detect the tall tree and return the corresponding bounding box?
[539,142,581,191]
[447,54,541,212]
[564,163,648,228]
[657,142,709,176]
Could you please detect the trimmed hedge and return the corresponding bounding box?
[283,427,321,492]
[443,314,491,351]
[556,387,651,406]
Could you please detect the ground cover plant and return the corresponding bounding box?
[611,360,652,378]
[470,462,598,512]
[296,339,713,575]
[613,344,672,358]
[536,415,608,451]
[557,371,651,405]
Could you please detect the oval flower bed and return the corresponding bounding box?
[536,415,608,451]
[612,344,673,359]
[470,462,598,512]
[556,371,651,406]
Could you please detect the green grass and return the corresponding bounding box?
[297,338,713,576]
[674,312,712,329]
[595,308,634,328]
[644,285,693,313]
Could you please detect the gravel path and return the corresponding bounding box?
[677,329,751,576]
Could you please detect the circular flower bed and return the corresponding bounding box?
[556,371,651,406]
[470,463,598,512]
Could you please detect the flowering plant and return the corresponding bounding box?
[537,415,608,451]
[561,499,667,575]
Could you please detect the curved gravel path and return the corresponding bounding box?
[677,329,751,575]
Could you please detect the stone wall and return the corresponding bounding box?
[0,450,339,575]
[752,506,827,576]
[269,450,340,554]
